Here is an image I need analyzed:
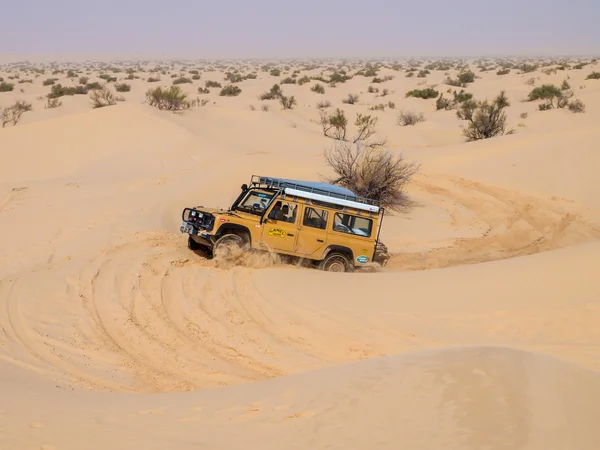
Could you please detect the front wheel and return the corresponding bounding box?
[318,252,353,273]
[212,233,248,267]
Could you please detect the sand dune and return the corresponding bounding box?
[2,346,600,449]
[1,56,600,448]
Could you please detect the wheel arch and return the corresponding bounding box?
[321,245,354,263]
[215,223,252,245]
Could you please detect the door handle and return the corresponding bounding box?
[316,239,324,242]
[288,233,294,237]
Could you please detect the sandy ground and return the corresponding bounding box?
[1,56,600,449]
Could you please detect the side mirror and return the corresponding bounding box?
[241,184,248,191]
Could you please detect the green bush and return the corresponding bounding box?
[311,83,325,94]
[586,71,600,80]
[146,85,190,110]
[220,85,242,96]
[0,82,14,92]
[115,83,131,92]
[405,88,438,99]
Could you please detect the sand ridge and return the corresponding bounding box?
[1,55,600,449]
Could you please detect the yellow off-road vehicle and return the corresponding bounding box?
[180,175,390,272]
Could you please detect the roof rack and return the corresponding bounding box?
[250,175,381,213]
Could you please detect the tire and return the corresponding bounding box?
[318,252,353,273]
[212,233,248,266]
[188,235,202,251]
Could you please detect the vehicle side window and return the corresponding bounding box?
[303,207,328,229]
[268,201,297,223]
[333,213,373,237]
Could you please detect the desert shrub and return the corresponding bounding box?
[45,98,62,109]
[280,77,296,84]
[417,70,430,78]
[220,85,241,96]
[329,72,350,84]
[86,82,102,90]
[47,84,88,99]
[147,77,160,82]
[405,88,438,99]
[146,85,189,110]
[311,83,325,94]
[322,141,420,212]
[316,100,332,109]
[198,87,210,94]
[297,76,311,85]
[205,80,221,88]
[279,94,297,109]
[90,86,116,108]
[1,100,32,127]
[99,74,117,82]
[568,99,586,113]
[353,113,383,145]
[561,79,571,91]
[42,78,58,86]
[397,110,425,126]
[458,71,475,83]
[342,93,359,104]
[1,82,15,92]
[320,108,347,140]
[586,71,600,80]
[225,72,242,83]
[527,84,573,109]
[519,64,538,73]
[457,91,514,141]
[269,68,281,76]
[259,84,281,100]
[368,86,379,94]
[79,76,89,84]
[406,72,414,78]
[497,68,510,75]
[115,83,131,92]
[173,76,192,85]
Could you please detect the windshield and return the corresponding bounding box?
[235,189,275,214]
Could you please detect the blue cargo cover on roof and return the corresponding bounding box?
[277,178,357,197]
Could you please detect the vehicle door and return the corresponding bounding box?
[295,205,330,258]
[260,199,299,253]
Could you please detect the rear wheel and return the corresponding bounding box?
[318,252,353,273]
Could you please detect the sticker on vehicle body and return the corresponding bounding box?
[268,227,287,238]
[356,255,369,264]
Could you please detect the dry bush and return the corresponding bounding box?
[457,91,514,141]
[323,141,420,212]
[320,108,347,140]
[146,85,189,110]
[311,83,325,94]
[397,110,425,126]
[342,93,359,104]
[353,113,384,146]
[316,100,332,109]
[1,100,32,127]
[45,97,62,109]
[114,83,131,92]
[89,86,116,108]
[279,94,297,109]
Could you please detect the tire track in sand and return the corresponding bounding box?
[386,174,600,270]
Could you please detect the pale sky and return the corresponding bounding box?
[1,0,598,58]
